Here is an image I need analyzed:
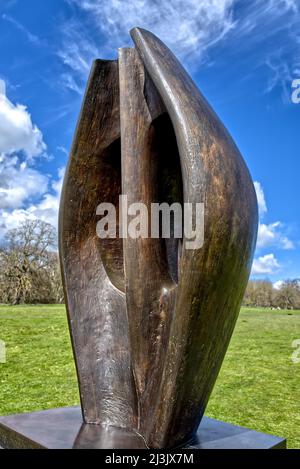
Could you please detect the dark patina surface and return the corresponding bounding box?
[57,27,259,448]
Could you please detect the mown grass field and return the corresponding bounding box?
[0,305,299,448]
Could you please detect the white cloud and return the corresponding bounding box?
[252,181,295,277]
[0,79,46,158]
[57,20,101,78]
[254,181,294,250]
[70,0,235,59]
[0,209,36,235]
[273,280,284,290]
[254,181,267,217]
[0,80,5,95]
[0,154,49,209]
[280,0,298,12]
[252,253,280,275]
[24,166,65,228]
[60,0,235,79]
[61,73,83,95]
[57,145,69,156]
[236,0,298,38]
[25,170,64,228]
[0,167,65,237]
[2,14,41,46]
[239,1,299,100]
[264,53,297,103]
[64,0,299,64]
[0,78,50,228]
[0,79,62,238]
[257,222,294,250]
[57,0,300,101]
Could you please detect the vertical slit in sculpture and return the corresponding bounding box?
[152,113,183,284]
[97,136,124,292]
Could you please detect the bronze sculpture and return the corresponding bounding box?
[58,27,258,449]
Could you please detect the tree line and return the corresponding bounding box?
[1,219,299,308]
[244,279,300,310]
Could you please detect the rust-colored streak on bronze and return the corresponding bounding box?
[59,29,258,449]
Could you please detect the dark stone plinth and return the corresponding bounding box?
[0,406,286,449]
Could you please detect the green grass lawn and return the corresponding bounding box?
[0,305,299,448]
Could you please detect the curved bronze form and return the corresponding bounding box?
[59,28,258,449]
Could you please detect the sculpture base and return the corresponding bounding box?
[0,406,286,449]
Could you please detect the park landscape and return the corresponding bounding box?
[0,0,300,451]
[0,219,300,448]
[0,304,299,448]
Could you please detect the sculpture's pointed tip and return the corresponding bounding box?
[130,27,151,41]
[130,26,143,34]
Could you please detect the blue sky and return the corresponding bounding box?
[0,0,299,283]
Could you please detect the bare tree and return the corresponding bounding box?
[0,219,63,304]
[243,279,274,307]
[275,280,300,310]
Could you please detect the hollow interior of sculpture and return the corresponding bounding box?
[100,111,183,288]
[153,112,183,284]
[96,136,124,291]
